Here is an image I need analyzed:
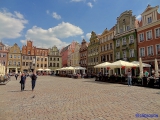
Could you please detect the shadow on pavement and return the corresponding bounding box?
[8,90,32,92]
[83,80,113,85]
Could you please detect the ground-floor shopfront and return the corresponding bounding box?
[7,66,21,74]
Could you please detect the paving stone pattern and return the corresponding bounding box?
[0,76,160,120]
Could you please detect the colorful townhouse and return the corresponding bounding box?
[21,40,36,72]
[48,45,62,72]
[67,41,76,66]
[87,31,99,73]
[79,39,88,71]
[70,42,80,67]
[7,43,21,73]
[99,27,115,74]
[0,42,9,72]
[114,10,139,74]
[60,45,69,67]
[137,5,160,71]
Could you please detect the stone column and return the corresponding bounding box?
[7,68,9,74]
[83,69,85,74]
[16,67,17,74]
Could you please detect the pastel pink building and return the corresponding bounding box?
[60,45,69,67]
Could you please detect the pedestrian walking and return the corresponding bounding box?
[15,73,19,80]
[30,71,37,91]
[127,69,132,86]
[20,73,26,91]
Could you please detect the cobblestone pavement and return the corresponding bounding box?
[0,76,160,120]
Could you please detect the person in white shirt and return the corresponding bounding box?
[127,69,132,86]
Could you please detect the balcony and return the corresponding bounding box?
[122,43,127,46]
[116,45,120,48]
[129,40,134,44]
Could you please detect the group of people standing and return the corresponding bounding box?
[16,71,37,91]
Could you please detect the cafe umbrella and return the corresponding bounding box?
[155,59,159,77]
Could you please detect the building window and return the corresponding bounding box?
[53,63,55,67]
[147,46,154,56]
[41,58,43,61]
[116,39,120,47]
[110,43,112,49]
[147,17,152,24]
[37,58,39,61]
[10,55,12,58]
[8,61,11,65]
[23,62,25,66]
[126,26,130,31]
[44,64,47,67]
[28,50,31,55]
[107,44,109,50]
[50,63,52,67]
[23,56,25,60]
[156,44,160,55]
[50,58,52,61]
[107,55,109,61]
[129,35,134,44]
[41,64,43,67]
[120,28,123,33]
[26,62,28,66]
[139,47,145,57]
[122,37,126,45]
[18,62,20,66]
[116,52,120,59]
[123,51,126,58]
[155,28,160,38]
[45,58,47,61]
[139,33,144,42]
[37,64,39,67]
[57,58,59,61]
[14,61,16,65]
[3,53,6,58]
[0,46,2,50]
[129,49,134,58]
[110,54,112,61]
[146,30,152,40]
[57,63,59,67]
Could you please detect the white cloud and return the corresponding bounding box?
[81,36,84,39]
[87,2,93,8]
[22,22,83,48]
[86,33,91,40]
[46,10,49,14]
[0,9,28,39]
[93,0,96,2]
[52,12,61,20]
[136,15,141,20]
[71,0,84,2]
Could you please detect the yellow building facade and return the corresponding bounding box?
[7,43,21,73]
[99,27,115,74]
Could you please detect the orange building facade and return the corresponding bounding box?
[137,5,160,71]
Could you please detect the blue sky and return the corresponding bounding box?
[0,0,159,49]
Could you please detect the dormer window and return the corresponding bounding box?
[120,28,123,33]
[126,26,130,31]
[28,50,31,55]
[148,17,152,24]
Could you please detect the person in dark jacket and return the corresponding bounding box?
[20,73,26,91]
[15,73,19,80]
[30,70,37,91]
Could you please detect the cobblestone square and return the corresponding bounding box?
[0,76,160,120]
